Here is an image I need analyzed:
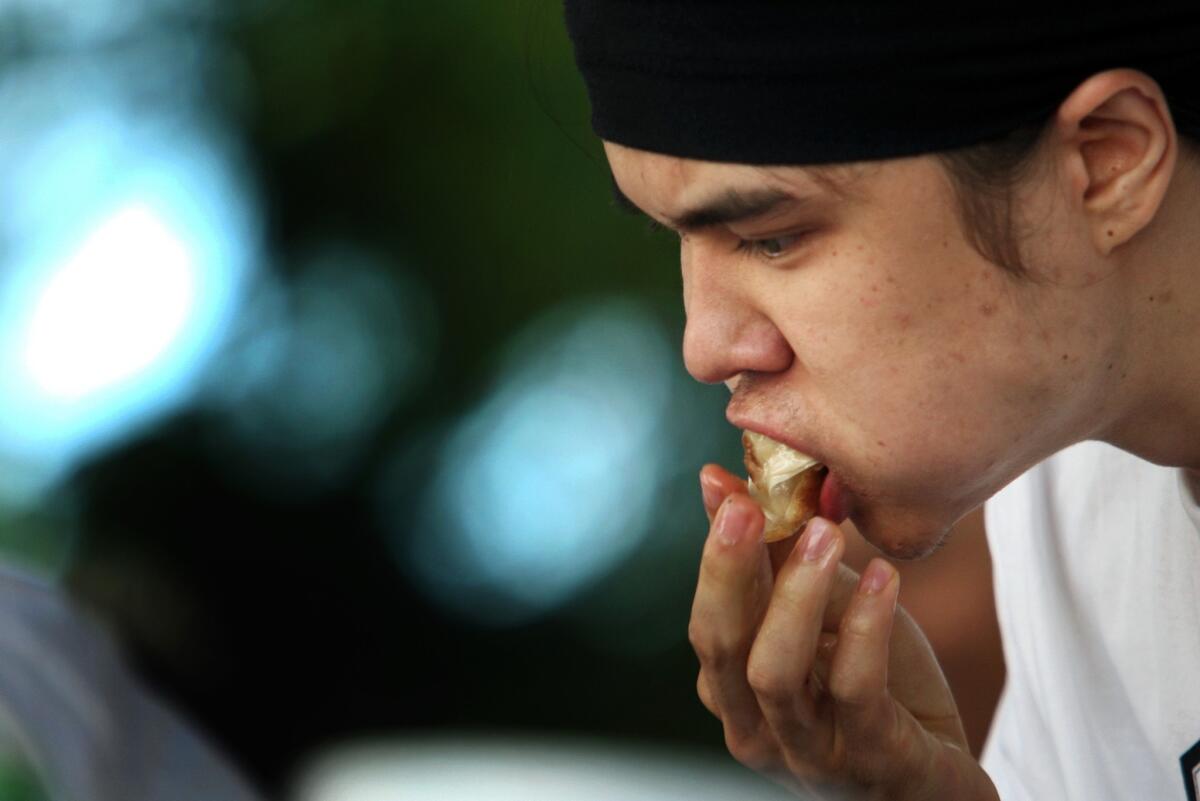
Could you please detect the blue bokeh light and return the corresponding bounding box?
[400,298,676,626]
[0,0,267,49]
[201,245,438,492]
[0,54,260,506]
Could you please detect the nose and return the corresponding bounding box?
[680,241,793,385]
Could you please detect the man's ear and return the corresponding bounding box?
[1053,68,1177,255]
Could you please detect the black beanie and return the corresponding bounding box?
[564,2,1200,165]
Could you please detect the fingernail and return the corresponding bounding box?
[860,559,894,595]
[700,474,722,513]
[802,518,835,562]
[716,497,751,546]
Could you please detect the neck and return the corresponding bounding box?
[1099,155,1200,470]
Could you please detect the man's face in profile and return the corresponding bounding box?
[605,140,1122,557]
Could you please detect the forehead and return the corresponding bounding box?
[603,140,870,213]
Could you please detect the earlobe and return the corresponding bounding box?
[1055,69,1176,255]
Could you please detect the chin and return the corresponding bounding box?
[850,504,955,561]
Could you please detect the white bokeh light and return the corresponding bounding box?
[0,53,260,507]
[21,204,196,400]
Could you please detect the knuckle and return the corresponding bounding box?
[745,661,791,706]
[688,622,741,670]
[686,619,705,653]
[687,635,715,669]
[828,672,869,705]
[841,612,879,642]
[724,729,775,771]
[696,673,718,715]
[686,620,712,659]
[828,670,883,710]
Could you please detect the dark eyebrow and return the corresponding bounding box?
[609,174,802,233]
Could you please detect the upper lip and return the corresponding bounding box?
[726,408,826,465]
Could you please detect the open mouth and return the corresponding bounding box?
[741,430,851,541]
[742,430,827,542]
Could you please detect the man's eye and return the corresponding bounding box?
[734,233,804,259]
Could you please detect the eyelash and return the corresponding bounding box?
[732,234,805,260]
[645,219,806,261]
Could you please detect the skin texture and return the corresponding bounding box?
[606,69,1200,797]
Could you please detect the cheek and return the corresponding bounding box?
[796,253,1043,491]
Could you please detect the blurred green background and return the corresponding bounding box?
[0,0,750,796]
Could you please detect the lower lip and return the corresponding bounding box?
[819,469,849,523]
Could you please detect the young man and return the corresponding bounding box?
[565,3,1200,800]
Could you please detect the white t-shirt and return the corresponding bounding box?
[982,440,1200,800]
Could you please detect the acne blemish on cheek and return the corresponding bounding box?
[979,303,996,316]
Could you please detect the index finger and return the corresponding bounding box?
[700,463,748,523]
[701,464,798,575]
[690,494,772,741]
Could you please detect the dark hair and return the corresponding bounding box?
[936,124,1046,277]
[938,111,1200,278]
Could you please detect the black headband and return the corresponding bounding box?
[564,2,1200,165]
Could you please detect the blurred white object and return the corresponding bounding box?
[0,564,263,801]
[291,735,816,801]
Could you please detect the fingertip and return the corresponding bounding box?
[700,470,724,515]
[798,516,844,565]
[828,562,900,705]
[706,493,764,551]
[858,558,898,599]
[702,462,749,489]
[700,465,750,520]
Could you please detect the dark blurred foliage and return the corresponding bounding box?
[0,753,50,801]
[44,1,736,796]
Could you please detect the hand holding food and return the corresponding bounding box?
[690,463,999,800]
